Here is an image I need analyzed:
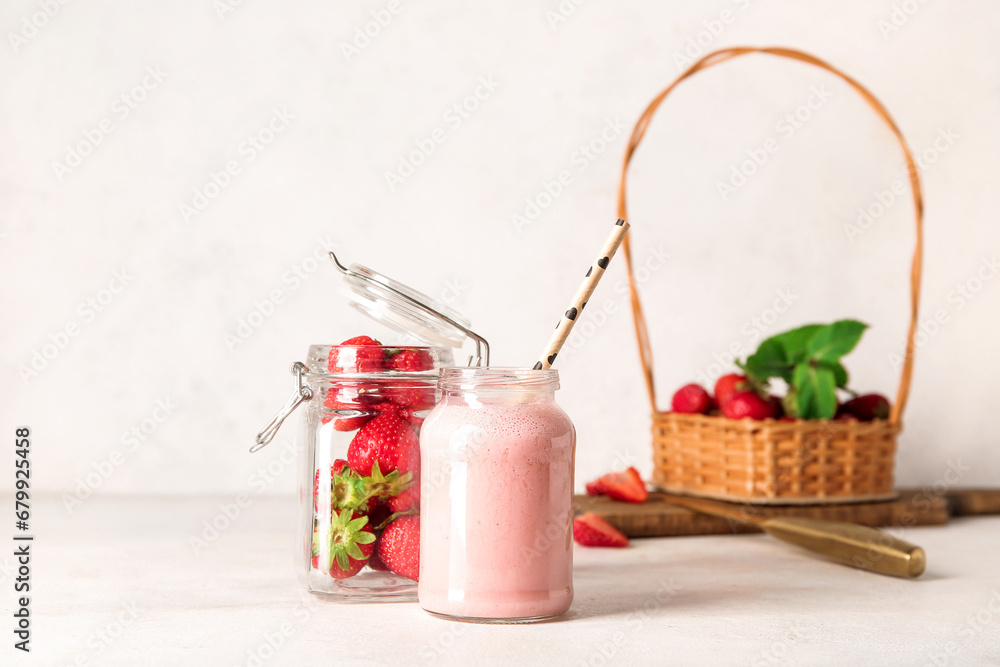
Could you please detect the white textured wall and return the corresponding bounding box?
[2,0,998,500]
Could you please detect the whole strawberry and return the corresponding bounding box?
[312,510,376,579]
[328,336,385,374]
[366,548,389,572]
[840,393,890,421]
[386,348,434,372]
[347,410,420,476]
[313,460,352,512]
[767,395,784,418]
[388,482,419,512]
[329,463,370,510]
[714,373,747,407]
[377,515,420,581]
[671,384,711,414]
[722,391,776,420]
[365,498,393,531]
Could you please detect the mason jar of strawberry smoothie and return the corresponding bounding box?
[418,367,576,622]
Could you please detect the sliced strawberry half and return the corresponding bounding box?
[585,478,606,496]
[585,467,648,503]
[573,513,629,547]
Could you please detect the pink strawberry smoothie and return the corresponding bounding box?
[418,394,576,621]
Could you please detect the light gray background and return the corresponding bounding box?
[2,0,997,502]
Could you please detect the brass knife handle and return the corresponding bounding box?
[761,517,926,578]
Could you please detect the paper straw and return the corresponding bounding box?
[533,218,631,370]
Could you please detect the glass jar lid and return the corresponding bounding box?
[329,252,489,366]
[251,252,492,454]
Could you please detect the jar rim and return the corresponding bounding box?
[439,367,560,391]
[301,343,454,380]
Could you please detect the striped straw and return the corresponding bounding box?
[533,218,631,370]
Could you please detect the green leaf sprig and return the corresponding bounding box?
[738,320,868,419]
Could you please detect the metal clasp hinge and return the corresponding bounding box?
[251,362,312,453]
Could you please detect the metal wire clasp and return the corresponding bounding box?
[251,362,312,453]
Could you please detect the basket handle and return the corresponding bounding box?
[617,46,924,426]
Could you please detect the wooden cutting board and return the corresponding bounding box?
[573,488,1000,538]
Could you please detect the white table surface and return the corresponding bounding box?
[7,495,999,666]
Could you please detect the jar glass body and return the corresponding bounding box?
[417,368,576,622]
[297,344,452,601]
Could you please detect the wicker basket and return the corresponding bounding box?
[618,47,924,504]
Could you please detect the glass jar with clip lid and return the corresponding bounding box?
[253,252,489,601]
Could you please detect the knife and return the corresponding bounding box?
[663,494,926,578]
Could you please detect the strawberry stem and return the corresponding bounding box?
[372,507,419,531]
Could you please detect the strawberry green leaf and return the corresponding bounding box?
[322,541,336,572]
[326,510,374,571]
[831,361,848,388]
[771,324,824,363]
[743,338,791,383]
[806,320,868,364]
[362,461,414,500]
[742,320,867,419]
[793,363,838,419]
[347,514,370,532]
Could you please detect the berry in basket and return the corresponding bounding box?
[713,373,748,407]
[670,383,712,414]
[668,320,891,422]
[839,393,891,421]
[721,391,776,420]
